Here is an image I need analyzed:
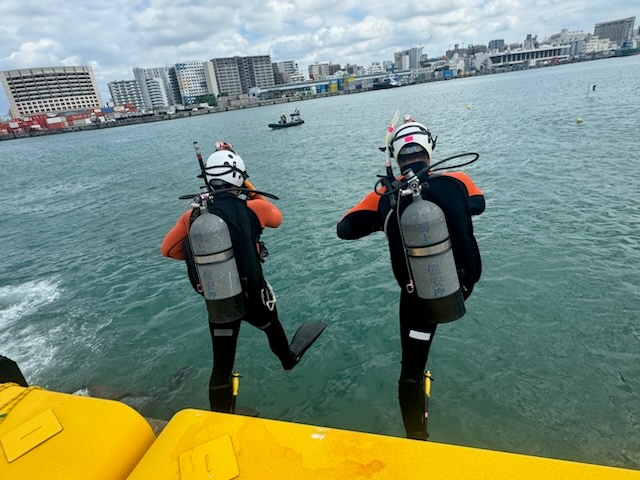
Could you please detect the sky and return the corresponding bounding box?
[0,0,637,117]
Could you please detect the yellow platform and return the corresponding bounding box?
[0,383,156,479]
[128,408,640,480]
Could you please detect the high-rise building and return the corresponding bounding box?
[488,39,505,51]
[394,51,410,70]
[133,67,179,109]
[594,17,636,45]
[108,80,144,109]
[238,56,275,91]
[308,62,331,80]
[274,60,299,84]
[203,61,220,98]
[209,56,275,95]
[174,61,212,106]
[210,58,243,96]
[394,47,423,70]
[0,65,102,118]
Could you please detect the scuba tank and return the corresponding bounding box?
[185,140,246,323]
[182,141,281,323]
[188,205,245,323]
[399,169,465,323]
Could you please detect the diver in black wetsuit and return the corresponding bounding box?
[162,145,326,413]
[336,118,485,439]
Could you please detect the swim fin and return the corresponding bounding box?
[284,321,327,372]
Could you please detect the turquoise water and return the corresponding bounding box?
[1,56,639,469]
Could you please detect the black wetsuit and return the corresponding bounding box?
[188,194,292,412]
[337,160,484,439]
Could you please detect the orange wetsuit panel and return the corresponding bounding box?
[161,197,282,260]
[338,190,382,223]
[161,210,191,260]
[442,171,483,196]
[248,196,282,228]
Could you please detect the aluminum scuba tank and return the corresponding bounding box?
[399,172,465,323]
[188,206,245,323]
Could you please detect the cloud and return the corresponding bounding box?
[0,0,637,116]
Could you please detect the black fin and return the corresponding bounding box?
[285,321,327,371]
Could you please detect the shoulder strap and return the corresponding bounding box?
[183,209,204,296]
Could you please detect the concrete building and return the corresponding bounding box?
[446,44,487,59]
[367,62,385,75]
[0,65,102,118]
[210,58,243,96]
[308,62,332,80]
[174,61,210,106]
[133,67,180,109]
[594,17,636,45]
[488,39,505,51]
[583,36,618,54]
[274,60,299,84]
[209,56,274,95]
[238,56,275,91]
[394,47,423,70]
[544,29,589,46]
[487,45,572,70]
[203,61,220,98]
[108,80,144,109]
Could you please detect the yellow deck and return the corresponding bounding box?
[128,408,640,480]
[0,383,156,479]
[2,383,638,479]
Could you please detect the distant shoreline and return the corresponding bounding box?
[0,55,622,142]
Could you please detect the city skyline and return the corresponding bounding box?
[0,1,637,116]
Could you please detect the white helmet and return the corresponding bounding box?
[205,150,247,188]
[389,121,436,161]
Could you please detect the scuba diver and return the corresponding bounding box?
[336,116,485,440]
[161,141,326,413]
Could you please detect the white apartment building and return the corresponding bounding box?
[108,80,144,109]
[133,67,179,109]
[583,36,618,54]
[544,29,589,45]
[366,62,385,75]
[308,62,331,80]
[174,61,212,106]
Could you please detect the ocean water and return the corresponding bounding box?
[1,56,639,469]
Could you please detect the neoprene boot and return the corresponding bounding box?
[209,383,233,413]
[0,356,28,387]
[398,378,427,440]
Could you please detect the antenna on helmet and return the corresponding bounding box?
[193,141,212,195]
[179,141,279,202]
[374,111,401,207]
[384,111,400,178]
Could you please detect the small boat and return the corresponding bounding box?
[269,109,304,129]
